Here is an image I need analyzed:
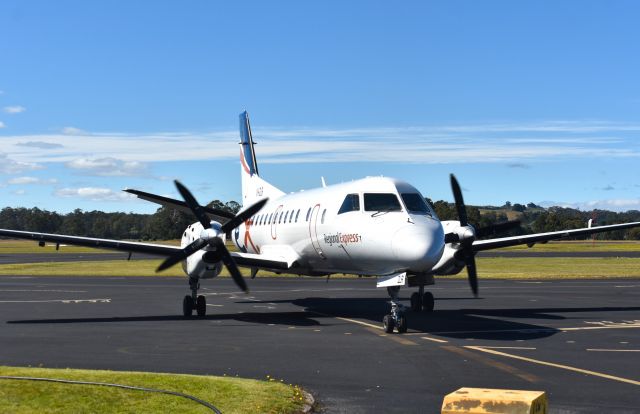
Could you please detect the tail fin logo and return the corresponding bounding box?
[239,111,259,177]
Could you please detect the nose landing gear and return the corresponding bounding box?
[383,286,408,333]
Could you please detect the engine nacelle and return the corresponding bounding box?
[431,243,466,275]
[180,221,226,279]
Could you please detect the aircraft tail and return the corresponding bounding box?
[239,111,284,205]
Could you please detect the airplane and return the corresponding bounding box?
[2,111,640,334]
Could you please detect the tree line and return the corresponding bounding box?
[1,199,639,240]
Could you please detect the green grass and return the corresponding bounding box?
[0,239,180,254]
[0,366,306,414]
[470,257,640,279]
[497,240,640,252]
[0,257,640,279]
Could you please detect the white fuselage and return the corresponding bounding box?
[230,176,445,277]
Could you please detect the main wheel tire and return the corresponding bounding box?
[196,295,206,316]
[410,292,421,312]
[183,295,194,317]
[396,315,408,334]
[383,314,395,333]
[422,292,435,312]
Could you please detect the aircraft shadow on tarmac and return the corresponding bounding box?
[238,297,640,341]
[8,298,640,341]
[6,311,323,328]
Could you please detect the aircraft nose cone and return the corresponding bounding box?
[391,220,444,271]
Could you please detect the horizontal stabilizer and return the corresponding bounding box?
[124,189,235,222]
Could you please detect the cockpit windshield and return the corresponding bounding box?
[401,193,435,217]
[364,193,402,212]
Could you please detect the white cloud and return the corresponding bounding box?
[16,141,64,149]
[3,106,26,114]
[540,199,640,212]
[0,120,638,165]
[6,176,57,185]
[0,153,43,174]
[66,157,148,176]
[62,126,87,135]
[54,187,136,202]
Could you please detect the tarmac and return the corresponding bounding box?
[1,276,639,413]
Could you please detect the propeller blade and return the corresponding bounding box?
[221,198,269,234]
[475,220,521,238]
[211,238,248,292]
[175,180,211,229]
[450,174,468,226]
[157,239,208,272]
[464,251,479,297]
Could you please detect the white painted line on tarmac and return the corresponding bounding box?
[307,310,382,330]
[421,336,448,343]
[476,346,536,350]
[0,298,110,304]
[586,349,640,352]
[0,289,87,293]
[466,345,640,387]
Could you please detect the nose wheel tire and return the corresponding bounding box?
[383,315,395,333]
[182,295,194,317]
[396,315,407,333]
[196,295,207,316]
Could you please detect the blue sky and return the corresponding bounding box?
[1,1,639,213]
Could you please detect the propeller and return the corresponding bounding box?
[448,174,478,297]
[156,180,267,293]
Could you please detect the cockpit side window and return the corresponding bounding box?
[338,194,360,214]
[401,193,434,216]
[363,193,402,212]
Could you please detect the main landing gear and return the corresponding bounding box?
[409,284,435,313]
[183,277,207,317]
[382,285,436,334]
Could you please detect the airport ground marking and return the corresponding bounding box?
[0,298,111,304]
[421,336,449,343]
[586,349,640,352]
[465,346,640,386]
[0,289,86,293]
[441,345,539,383]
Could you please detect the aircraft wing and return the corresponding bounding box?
[230,252,291,271]
[0,228,292,271]
[124,188,235,224]
[472,221,640,252]
[0,229,180,256]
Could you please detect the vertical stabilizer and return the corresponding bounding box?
[239,111,284,205]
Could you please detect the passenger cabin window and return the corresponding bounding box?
[306,208,311,221]
[364,193,402,212]
[338,194,360,214]
[269,213,273,224]
[321,209,326,224]
[295,209,300,222]
[401,193,434,216]
[284,211,289,223]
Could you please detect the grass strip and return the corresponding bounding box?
[0,257,639,279]
[0,366,306,414]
